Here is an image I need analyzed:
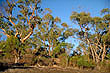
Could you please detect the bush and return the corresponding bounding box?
[34,56,53,66]
[58,53,68,67]
[69,56,79,67]
[77,57,94,69]
[69,55,95,69]
[98,60,110,72]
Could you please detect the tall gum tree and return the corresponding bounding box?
[31,8,75,57]
[70,8,110,63]
[0,0,42,63]
[0,0,42,43]
[32,8,62,56]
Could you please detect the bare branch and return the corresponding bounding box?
[21,29,33,43]
[28,7,36,26]
[9,19,16,26]
[0,28,10,37]
[9,19,19,37]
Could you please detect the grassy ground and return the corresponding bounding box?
[0,66,109,73]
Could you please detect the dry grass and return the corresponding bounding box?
[0,66,109,73]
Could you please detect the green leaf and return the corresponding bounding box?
[16,0,24,3]
[18,4,24,9]
[61,23,68,27]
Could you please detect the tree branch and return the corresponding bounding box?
[21,29,33,43]
[9,19,16,26]
[0,28,10,37]
[9,19,19,37]
[28,7,36,26]
[21,6,37,43]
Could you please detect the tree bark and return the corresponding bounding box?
[101,44,106,62]
[87,39,96,62]
[48,45,51,56]
[90,47,96,62]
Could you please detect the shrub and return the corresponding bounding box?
[77,57,94,69]
[69,55,95,69]
[98,60,110,72]
[69,56,79,67]
[58,53,68,67]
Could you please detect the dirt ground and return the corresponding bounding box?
[0,66,109,73]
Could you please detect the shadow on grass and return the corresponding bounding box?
[0,62,33,72]
[0,62,9,72]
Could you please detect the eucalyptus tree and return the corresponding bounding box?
[32,9,62,56]
[0,0,42,63]
[70,8,110,63]
[32,8,75,58]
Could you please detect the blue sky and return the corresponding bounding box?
[0,0,110,50]
[41,0,109,23]
[41,0,110,50]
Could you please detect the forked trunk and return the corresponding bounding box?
[14,55,20,63]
